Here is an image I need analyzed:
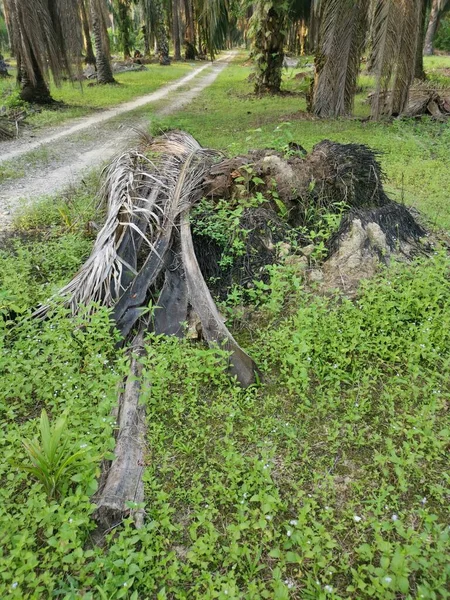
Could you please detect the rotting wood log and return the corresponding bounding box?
[93,332,147,533]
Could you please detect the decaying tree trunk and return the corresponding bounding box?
[93,333,147,532]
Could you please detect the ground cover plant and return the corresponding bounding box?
[1,53,450,599]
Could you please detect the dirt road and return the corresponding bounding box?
[0,52,235,229]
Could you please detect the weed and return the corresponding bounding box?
[17,409,93,500]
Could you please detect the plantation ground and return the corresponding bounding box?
[0,53,449,599]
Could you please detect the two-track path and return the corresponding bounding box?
[0,52,235,229]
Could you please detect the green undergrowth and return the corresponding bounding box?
[1,244,449,598]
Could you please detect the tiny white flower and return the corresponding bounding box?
[11,582,18,589]
[69,518,73,523]
[123,582,127,587]
[80,444,87,449]
[384,577,392,583]
[353,515,362,522]
[421,497,427,504]
[205,504,209,508]
[224,591,228,595]
[287,530,292,537]
[265,515,272,521]
[391,514,399,521]
[324,585,333,593]
[325,506,330,510]
[289,519,298,526]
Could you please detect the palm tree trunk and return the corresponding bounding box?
[90,0,116,84]
[172,0,181,60]
[18,53,53,104]
[424,0,448,56]
[252,1,286,94]
[155,0,170,65]
[117,0,132,59]
[415,0,427,79]
[141,0,151,56]
[81,0,96,65]
[184,0,196,48]
[312,0,369,118]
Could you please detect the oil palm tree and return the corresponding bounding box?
[90,0,116,83]
[250,0,287,94]
[4,0,83,103]
[312,0,423,119]
[370,0,422,118]
[114,0,133,59]
[81,0,96,65]
[424,0,450,55]
[154,0,170,64]
[312,0,369,117]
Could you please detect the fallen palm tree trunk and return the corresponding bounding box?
[93,332,146,532]
[35,131,429,531]
[368,83,450,119]
[403,83,450,119]
[36,132,427,369]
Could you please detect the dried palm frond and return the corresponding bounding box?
[313,0,369,117]
[35,131,220,320]
[34,151,164,319]
[370,0,422,118]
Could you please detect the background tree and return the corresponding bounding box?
[370,0,422,118]
[424,0,450,55]
[154,0,170,65]
[114,0,133,59]
[250,0,287,94]
[172,0,182,60]
[4,0,83,103]
[312,0,369,117]
[90,0,116,83]
[415,0,428,80]
[81,0,96,65]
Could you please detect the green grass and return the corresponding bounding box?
[0,52,450,599]
[0,62,197,129]
[156,55,450,229]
